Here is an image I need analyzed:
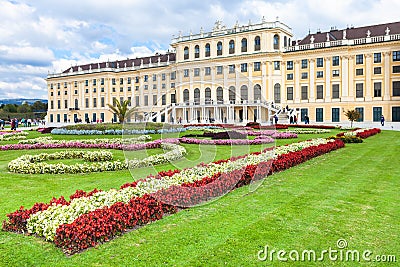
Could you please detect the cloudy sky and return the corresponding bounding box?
[0,0,399,99]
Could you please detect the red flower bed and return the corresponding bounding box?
[2,189,101,233]
[153,140,344,208]
[356,128,381,139]
[54,194,168,255]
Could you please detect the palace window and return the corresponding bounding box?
[356,83,364,98]
[301,86,308,100]
[205,67,211,75]
[332,84,340,99]
[286,87,293,100]
[332,108,340,122]
[332,70,340,77]
[316,108,323,122]
[229,65,235,73]
[317,58,323,67]
[301,72,308,79]
[184,46,189,60]
[205,43,210,57]
[316,85,324,99]
[301,59,308,69]
[393,66,400,73]
[287,61,293,70]
[254,36,261,51]
[254,84,261,100]
[216,66,223,74]
[374,53,381,63]
[287,73,293,80]
[316,71,323,78]
[120,78,123,84]
[332,56,339,66]
[393,81,400,96]
[356,68,364,76]
[374,82,382,97]
[229,40,235,54]
[373,107,382,122]
[393,51,400,61]
[194,68,200,76]
[112,78,116,85]
[273,34,279,50]
[374,67,382,74]
[217,42,223,56]
[254,62,261,71]
[127,77,131,84]
[356,54,364,64]
[194,45,200,58]
[274,83,281,103]
[241,63,247,72]
[184,69,189,77]
[274,61,280,70]
[241,38,247,52]
[153,74,157,81]
[355,107,364,122]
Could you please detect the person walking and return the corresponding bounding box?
[380,115,385,126]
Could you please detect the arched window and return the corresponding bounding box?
[217,87,223,103]
[254,84,262,101]
[229,86,236,103]
[240,85,248,102]
[205,87,211,104]
[254,36,261,51]
[194,45,200,58]
[184,46,189,60]
[194,88,200,104]
[205,43,210,57]
[284,36,287,47]
[74,99,78,109]
[288,38,291,47]
[217,41,223,56]
[183,89,189,104]
[273,34,280,50]
[274,83,281,103]
[241,38,247,52]
[229,40,235,54]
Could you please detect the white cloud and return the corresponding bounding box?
[1,0,400,99]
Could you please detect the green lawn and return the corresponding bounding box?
[0,130,399,266]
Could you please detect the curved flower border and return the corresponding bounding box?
[8,142,186,174]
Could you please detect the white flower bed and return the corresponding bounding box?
[8,142,186,175]
[344,128,370,137]
[26,138,331,241]
[0,131,29,141]
[286,128,331,134]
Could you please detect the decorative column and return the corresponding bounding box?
[309,59,315,101]
[340,55,349,100]
[294,60,301,103]
[383,51,391,101]
[324,57,331,100]
[365,53,372,101]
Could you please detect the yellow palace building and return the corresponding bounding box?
[46,18,400,126]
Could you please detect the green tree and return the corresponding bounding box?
[17,103,31,113]
[3,104,17,113]
[107,99,136,123]
[31,100,47,112]
[344,109,361,128]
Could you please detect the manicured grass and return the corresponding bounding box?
[0,130,398,266]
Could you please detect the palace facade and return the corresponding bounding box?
[46,18,400,125]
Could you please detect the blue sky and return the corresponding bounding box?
[0,0,399,99]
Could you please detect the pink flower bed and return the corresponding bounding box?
[179,137,274,145]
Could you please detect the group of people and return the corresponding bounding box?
[0,117,43,130]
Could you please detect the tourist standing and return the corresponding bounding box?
[380,115,385,126]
